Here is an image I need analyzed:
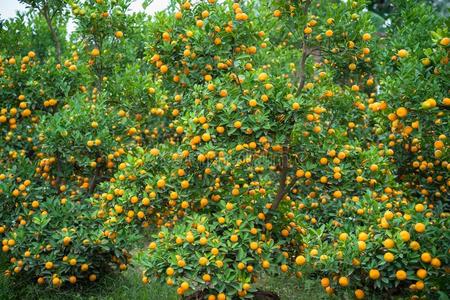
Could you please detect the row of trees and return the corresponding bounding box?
[0,0,448,299]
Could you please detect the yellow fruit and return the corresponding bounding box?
[199,257,208,266]
[63,236,71,246]
[197,224,206,233]
[414,223,425,233]
[369,269,380,280]
[338,276,349,287]
[81,263,89,271]
[422,98,437,109]
[45,261,53,269]
[396,270,407,281]
[181,281,189,291]
[370,164,379,172]
[396,107,408,118]
[52,277,61,286]
[358,241,366,251]
[354,289,365,299]
[217,293,226,300]
[440,37,450,46]
[431,258,441,268]
[150,148,160,156]
[166,267,174,276]
[416,269,427,279]
[421,252,432,263]
[383,239,395,249]
[321,277,330,287]
[258,73,268,81]
[384,252,395,262]
[358,232,368,241]
[201,133,211,142]
[410,241,420,251]
[434,140,444,150]
[416,280,425,290]
[362,33,371,41]
[160,65,168,74]
[295,255,306,265]
[91,48,100,56]
[178,179,189,189]
[397,49,408,58]
[399,231,410,242]
[248,99,257,107]
[186,234,194,243]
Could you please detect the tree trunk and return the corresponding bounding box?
[253,290,281,300]
[295,0,312,96]
[42,5,62,64]
[272,146,289,210]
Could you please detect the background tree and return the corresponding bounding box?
[18,0,69,63]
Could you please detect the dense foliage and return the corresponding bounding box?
[0,0,448,299]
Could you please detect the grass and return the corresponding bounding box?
[0,266,176,300]
[0,270,410,300]
[0,267,398,300]
[0,267,358,300]
[256,274,332,300]
[0,264,330,300]
[0,254,396,300]
[0,252,176,300]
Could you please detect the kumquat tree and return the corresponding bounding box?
[0,0,448,299]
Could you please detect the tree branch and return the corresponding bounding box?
[41,4,62,64]
[89,167,101,194]
[272,146,290,210]
[295,0,312,96]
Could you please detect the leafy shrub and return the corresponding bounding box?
[1,181,134,287]
[38,95,133,189]
[100,0,448,298]
[138,209,289,298]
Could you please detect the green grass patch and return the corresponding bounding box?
[0,262,175,300]
[0,255,395,300]
[0,266,329,300]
